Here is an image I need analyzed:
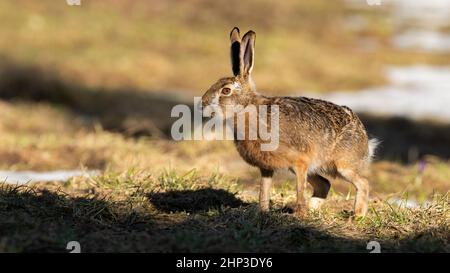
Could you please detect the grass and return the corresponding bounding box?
[0,171,447,252]
[0,100,448,252]
[1,100,448,198]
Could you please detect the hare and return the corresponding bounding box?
[201,27,378,217]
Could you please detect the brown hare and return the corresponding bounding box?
[201,27,378,217]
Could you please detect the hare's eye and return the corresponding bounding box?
[221,87,232,96]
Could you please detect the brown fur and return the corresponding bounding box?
[201,28,376,217]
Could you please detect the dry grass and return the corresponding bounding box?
[1,100,448,198]
[0,101,448,252]
[0,171,447,252]
[0,0,449,94]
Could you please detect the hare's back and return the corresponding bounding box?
[276,96,369,156]
[274,96,361,131]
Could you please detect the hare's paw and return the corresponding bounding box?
[308,197,325,210]
[259,202,270,212]
[294,205,308,219]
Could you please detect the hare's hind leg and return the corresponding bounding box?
[307,174,331,210]
[259,168,274,211]
[338,169,369,217]
[353,175,369,216]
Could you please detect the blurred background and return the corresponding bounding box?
[0,0,449,202]
[0,0,449,253]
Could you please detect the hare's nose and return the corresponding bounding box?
[201,96,210,107]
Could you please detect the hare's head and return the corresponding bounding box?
[201,27,257,116]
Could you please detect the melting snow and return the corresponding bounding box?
[388,197,433,209]
[0,170,99,185]
[318,66,450,122]
[393,31,450,53]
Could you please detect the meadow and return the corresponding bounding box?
[0,0,448,252]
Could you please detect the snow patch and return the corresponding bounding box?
[0,170,99,185]
[318,66,450,122]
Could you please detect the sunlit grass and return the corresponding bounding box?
[1,168,445,252]
[1,100,448,198]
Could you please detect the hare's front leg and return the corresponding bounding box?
[259,168,274,211]
[294,161,308,217]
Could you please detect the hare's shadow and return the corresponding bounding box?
[147,188,247,213]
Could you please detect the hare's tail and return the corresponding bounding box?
[368,138,380,162]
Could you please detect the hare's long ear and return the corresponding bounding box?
[240,30,256,77]
[230,27,242,76]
